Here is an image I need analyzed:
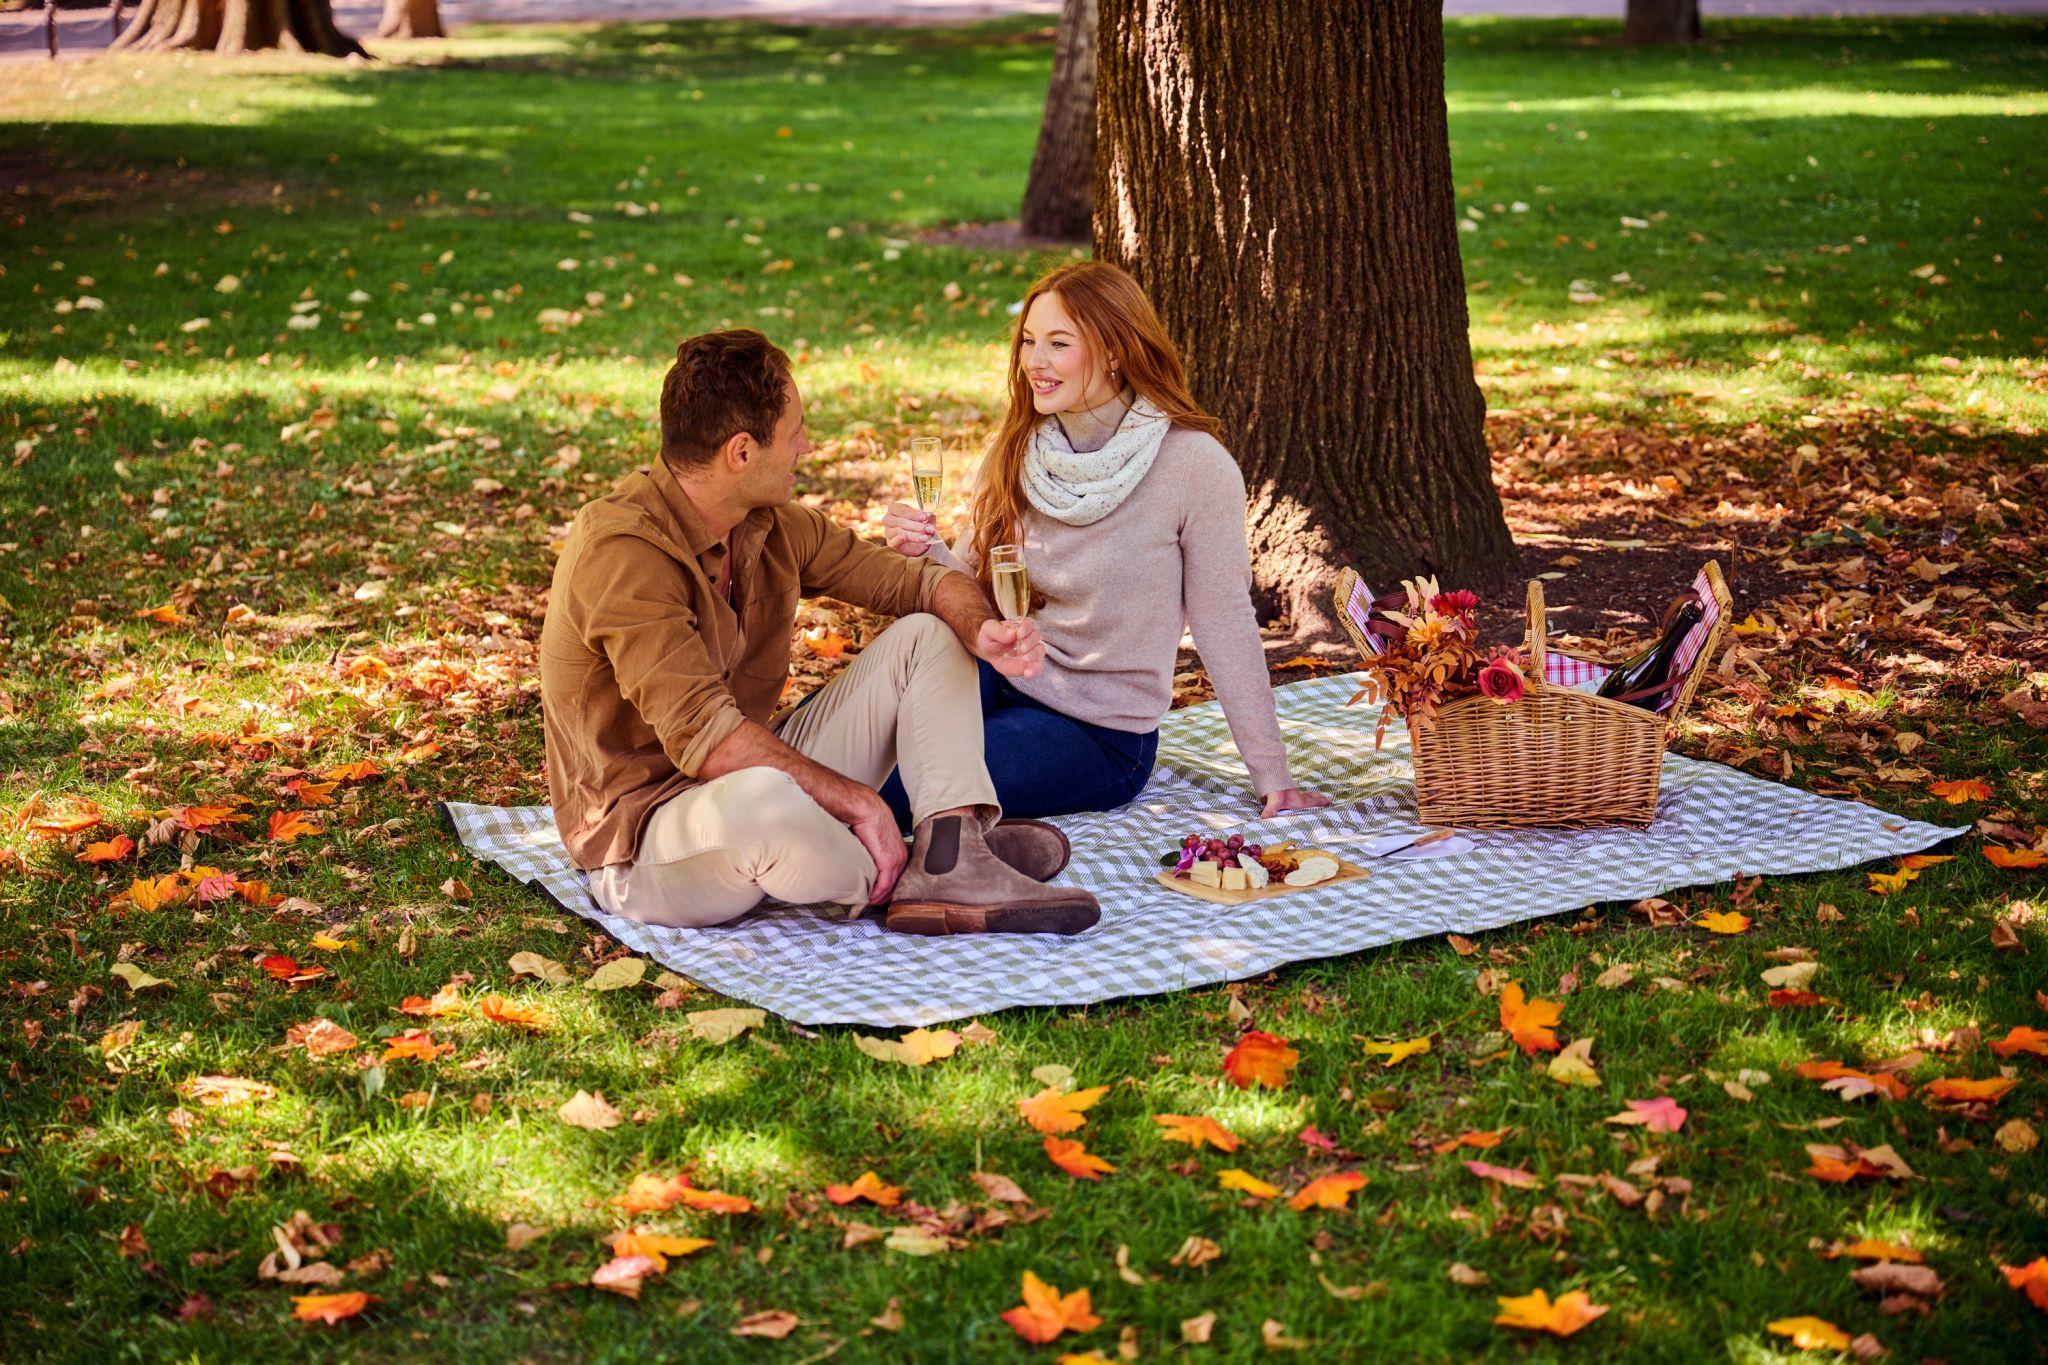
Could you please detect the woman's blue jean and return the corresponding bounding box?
[879,661,1157,828]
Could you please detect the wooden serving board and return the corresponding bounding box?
[1154,858,1372,907]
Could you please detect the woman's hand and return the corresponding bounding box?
[1260,786,1332,819]
[882,501,937,557]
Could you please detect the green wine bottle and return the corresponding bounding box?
[1596,594,1704,710]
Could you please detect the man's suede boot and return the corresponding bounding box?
[983,818,1070,882]
[885,814,1098,936]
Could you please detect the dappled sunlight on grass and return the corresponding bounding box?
[2,13,2044,1362]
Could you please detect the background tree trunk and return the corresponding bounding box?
[109,0,365,55]
[376,0,442,39]
[1095,0,1519,631]
[1625,0,1701,44]
[1019,0,1097,243]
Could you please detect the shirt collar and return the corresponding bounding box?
[644,463,774,568]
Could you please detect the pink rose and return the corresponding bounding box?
[1477,658,1526,704]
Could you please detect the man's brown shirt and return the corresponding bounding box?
[540,467,953,870]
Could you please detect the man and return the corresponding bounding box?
[540,329,1099,935]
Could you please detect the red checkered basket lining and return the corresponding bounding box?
[1545,566,1720,712]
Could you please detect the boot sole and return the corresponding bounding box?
[885,897,1100,936]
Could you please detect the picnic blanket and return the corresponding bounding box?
[443,673,1963,1027]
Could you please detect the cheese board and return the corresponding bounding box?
[1154,856,1372,907]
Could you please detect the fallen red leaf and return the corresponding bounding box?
[1222,1030,1300,1089]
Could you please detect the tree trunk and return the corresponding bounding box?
[109,0,366,55]
[1019,0,1097,243]
[1095,0,1519,632]
[376,0,442,39]
[1625,0,1701,44]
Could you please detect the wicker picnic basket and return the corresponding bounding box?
[1332,562,1734,830]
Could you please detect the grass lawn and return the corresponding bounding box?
[3,15,2047,1362]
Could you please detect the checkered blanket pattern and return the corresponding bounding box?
[443,674,1962,1027]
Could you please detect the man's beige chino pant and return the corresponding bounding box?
[588,614,998,927]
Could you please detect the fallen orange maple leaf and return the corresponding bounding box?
[1000,1270,1102,1344]
[324,760,383,783]
[170,804,249,833]
[1431,1128,1509,1154]
[399,983,464,1018]
[285,779,339,808]
[1897,853,1954,871]
[1766,1316,1850,1350]
[1869,868,1920,894]
[1216,1168,1280,1199]
[122,874,184,912]
[1152,1114,1241,1152]
[1697,910,1750,934]
[1288,1170,1368,1211]
[824,1170,904,1207]
[291,1291,375,1325]
[1498,982,1562,1054]
[611,1230,714,1272]
[671,1181,755,1215]
[381,1029,453,1063]
[1222,1030,1300,1089]
[268,810,322,844]
[2002,1257,2048,1313]
[1044,1135,1115,1181]
[1796,1060,1909,1100]
[1985,845,2048,869]
[1989,1026,2048,1058]
[1493,1288,1607,1337]
[1928,778,1992,804]
[1806,1154,1889,1183]
[477,995,549,1030]
[79,835,135,864]
[396,740,441,763]
[1925,1076,2016,1104]
[1018,1084,1108,1135]
[1824,1239,1924,1264]
[135,604,192,626]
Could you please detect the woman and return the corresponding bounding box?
[879,260,1329,824]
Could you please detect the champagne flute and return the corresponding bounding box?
[989,543,1031,622]
[908,437,943,515]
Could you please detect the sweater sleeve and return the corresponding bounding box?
[1177,440,1295,798]
[926,530,972,578]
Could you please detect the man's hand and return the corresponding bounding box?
[974,617,1043,680]
[1260,786,1333,818]
[842,784,908,905]
[881,501,937,557]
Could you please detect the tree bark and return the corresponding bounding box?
[109,0,365,55]
[376,0,442,39]
[1095,0,1519,631]
[1625,0,1701,44]
[1019,0,1097,243]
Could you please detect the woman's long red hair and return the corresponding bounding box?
[964,261,1220,588]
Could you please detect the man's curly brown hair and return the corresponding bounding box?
[658,329,792,470]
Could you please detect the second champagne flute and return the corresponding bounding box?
[989,543,1031,622]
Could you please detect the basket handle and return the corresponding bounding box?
[1524,579,1547,687]
[1662,559,1733,736]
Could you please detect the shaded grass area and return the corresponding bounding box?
[2,15,2046,1363]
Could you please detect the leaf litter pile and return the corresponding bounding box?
[1,14,2046,1363]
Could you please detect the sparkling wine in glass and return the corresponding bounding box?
[909,438,943,513]
[990,543,1031,622]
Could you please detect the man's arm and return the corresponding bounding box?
[930,569,1043,680]
[696,718,908,905]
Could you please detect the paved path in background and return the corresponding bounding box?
[4,0,2043,62]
